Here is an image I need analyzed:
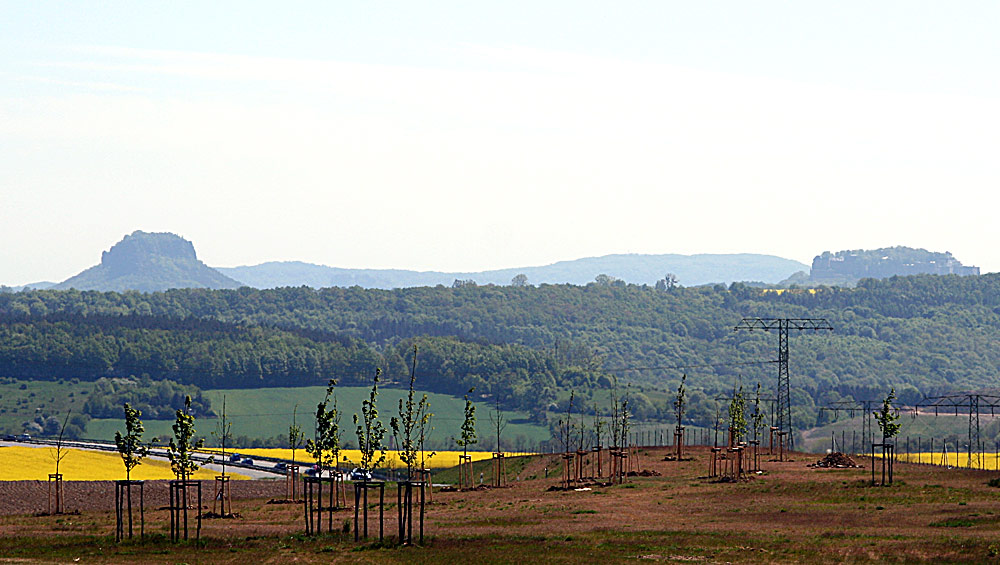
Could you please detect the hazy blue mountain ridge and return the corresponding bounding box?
[218,253,810,290]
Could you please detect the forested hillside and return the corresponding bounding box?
[2,274,1000,430]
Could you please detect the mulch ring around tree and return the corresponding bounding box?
[808,452,859,468]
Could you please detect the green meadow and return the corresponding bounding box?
[86,385,550,450]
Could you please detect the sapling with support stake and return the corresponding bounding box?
[287,403,304,502]
[114,403,150,541]
[47,410,71,515]
[558,391,576,488]
[167,395,205,542]
[671,374,687,461]
[390,345,428,545]
[353,368,387,542]
[620,391,631,479]
[749,383,765,471]
[454,388,477,489]
[490,393,509,487]
[416,392,435,502]
[872,387,901,486]
[210,395,234,517]
[592,401,605,478]
[304,378,343,535]
[726,384,747,480]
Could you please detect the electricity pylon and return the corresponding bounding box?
[734,318,833,449]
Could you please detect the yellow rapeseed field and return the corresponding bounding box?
[876,450,1000,471]
[202,448,525,469]
[0,446,247,481]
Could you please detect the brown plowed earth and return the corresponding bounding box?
[0,479,284,516]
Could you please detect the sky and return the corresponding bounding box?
[2,1,999,285]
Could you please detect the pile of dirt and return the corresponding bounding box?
[809,452,858,468]
[628,469,662,477]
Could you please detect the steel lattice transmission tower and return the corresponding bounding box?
[734,318,833,448]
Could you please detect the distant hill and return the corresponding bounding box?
[0,282,55,293]
[51,231,243,293]
[808,247,979,286]
[217,253,810,289]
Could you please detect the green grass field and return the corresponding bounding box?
[86,385,551,450]
[0,378,91,435]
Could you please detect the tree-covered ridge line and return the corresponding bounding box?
[2,274,1000,430]
[0,312,381,388]
[0,313,571,417]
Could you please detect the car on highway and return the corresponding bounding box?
[240,458,255,467]
[3,434,16,441]
[17,434,30,441]
[349,468,372,481]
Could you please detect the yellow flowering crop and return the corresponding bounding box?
[875,450,1000,471]
[0,446,247,481]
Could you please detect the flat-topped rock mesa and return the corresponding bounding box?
[52,231,243,293]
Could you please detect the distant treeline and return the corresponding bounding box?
[2,274,1000,429]
[0,313,576,418]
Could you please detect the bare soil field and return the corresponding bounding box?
[3,446,1000,563]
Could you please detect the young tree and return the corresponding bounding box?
[609,377,621,448]
[115,403,150,539]
[212,395,233,477]
[619,393,630,450]
[306,379,341,475]
[391,346,421,480]
[454,388,477,489]
[167,396,205,481]
[166,396,205,542]
[115,403,149,482]
[750,383,765,445]
[417,393,435,471]
[490,394,508,453]
[289,403,304,467]
[592,401,605,449]
[51,410,71,478]
[728,385,747,445]
[354,369,387,472]
[559,391,576,453]
[455,388,477,459]
[874,387,901,443]
[48,410,72,514]
[872,387,901,486]
[674,374,687,431]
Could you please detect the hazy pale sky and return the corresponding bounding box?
[3,1,999,285]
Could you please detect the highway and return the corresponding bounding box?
[1,438,287,480]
